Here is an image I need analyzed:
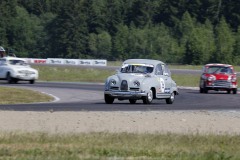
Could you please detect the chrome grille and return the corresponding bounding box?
[110,87,119,90]
[130,87,139,91]
[214,80,231,86]
[120,80,128,91]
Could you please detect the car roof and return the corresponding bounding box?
[204,63,233,67]
[123,59,165,66]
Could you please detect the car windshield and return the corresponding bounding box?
[120,63,154,74]
[8,60,28,66]
[206,66,233,74]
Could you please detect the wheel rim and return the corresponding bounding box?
[147,90,153,102]
[170,93,174,101]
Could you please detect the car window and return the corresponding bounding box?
[164,65,171,76]
[121,63,154,74]
[8,60,27,66]
[155,64,163,75]
[207,66,233,74]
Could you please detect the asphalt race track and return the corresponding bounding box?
[0,81,239,111]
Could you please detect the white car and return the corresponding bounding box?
[104,59,179,104]
[0,56,38,84]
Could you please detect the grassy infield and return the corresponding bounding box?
[1,63,240,159]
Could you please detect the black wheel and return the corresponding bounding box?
[203,85,208,93]
[233,88,237,94]
[29,80,35,84]
[227,90,231,94]
[129,99,137,104]
[199,87,204,93]
[166,92,175,104]
[13,79,18,84]
[143,89,153,104]
[6,73,13,84]
[201,83,208,93]
[104,94,114,104]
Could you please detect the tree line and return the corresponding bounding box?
[1,0,240,65]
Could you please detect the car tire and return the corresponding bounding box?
[166,92,175,104]
[227,90,231,94]
[29,80,35,84]
[143,89,153,104]
[204,88,208,93]
[203,84,208,93]
[13,79,18,84]
[199,87,204,93]
[129,99,137,104]
[6,73,13,84]
[104,94,114,104]
[233,88,237,94]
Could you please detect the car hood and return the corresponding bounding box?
[9,65,37,72]
[207,73,231,80]
[117,73,146,81]
[108,73,147,85]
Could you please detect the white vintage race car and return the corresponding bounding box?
[0,56,38,84]
[104,59,179,104]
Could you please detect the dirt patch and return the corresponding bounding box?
[1,110,240,135]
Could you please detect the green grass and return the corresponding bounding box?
[0,132,240,160]
[172,74,200,87]
[0,87,54,104]
[108,61,240,72]
[34,65,115,83]
[169,64,240,72]
[33,65,200,87]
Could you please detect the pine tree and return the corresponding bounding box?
[113,24,129,60]
[233,26,240,64]
[214,17,235,64]
[178,11,196,64]
[46,0,88,58]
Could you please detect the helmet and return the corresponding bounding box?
[0,46,5,52]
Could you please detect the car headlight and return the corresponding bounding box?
[133,80,140,87]
[207,76,215,81]
[231,76,237,82]
[105,81,109,90]
[18,70,24,74]
[109,79,117,86]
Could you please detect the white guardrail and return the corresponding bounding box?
[24,58,107,66]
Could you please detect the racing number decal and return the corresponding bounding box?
[157,78,165,93]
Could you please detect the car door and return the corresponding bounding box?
[155,63,170,98]
[162,64,172,95]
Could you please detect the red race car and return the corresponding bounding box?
[199,63,238,94]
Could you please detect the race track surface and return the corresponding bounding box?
[0,82,239,111]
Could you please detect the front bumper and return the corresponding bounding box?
[206,84,237,89]
[205,80,237,89]
[104,90,147,98]
[13,74,38,80]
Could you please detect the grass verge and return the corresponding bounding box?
[34,65,200,87]
[34,65,115,83]
[108,61,240,72]
[0,87,54,104]
[0,132,239,160]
